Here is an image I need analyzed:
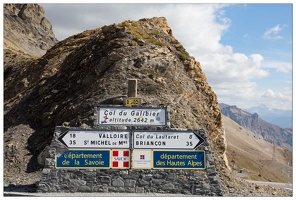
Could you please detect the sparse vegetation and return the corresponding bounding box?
[122,21,129,27]
[120,20,167,47]
[131,22,139,27]
[178,53,187,61]
[175,44,189,62]
[155,41,166,47]
[130,40,138,46]
[148,74,154,79]
[226,146,290,183]
[173,80,184,94]
[4,47,36,66]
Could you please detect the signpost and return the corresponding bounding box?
[153,150,205,169]
[55,103,208,171]
[231,150,236,169]
[97,106,167,126]
[133,130,204,149]
[124,97,141,106]
[58,129,130,149]
[56,149,110,168]
[40,78,216,195]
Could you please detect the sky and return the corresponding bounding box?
[4,1,294,111]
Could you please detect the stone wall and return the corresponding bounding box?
[38,105,222,196]
[37,105,222,196]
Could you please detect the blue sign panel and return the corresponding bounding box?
[153,151,205,169]
[56,150,110,168]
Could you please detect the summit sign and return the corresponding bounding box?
[97,106,167,126]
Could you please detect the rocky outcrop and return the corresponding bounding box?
[3,3,58,64]
[4,16,228,186]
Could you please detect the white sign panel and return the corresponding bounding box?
[58,130,130,148]
[97,106,167,126]
[133,130,204,149]
[132,150,152,169]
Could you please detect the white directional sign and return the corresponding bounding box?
[58,129,130,148]
[97,106,167,126]
[133,130,204,149]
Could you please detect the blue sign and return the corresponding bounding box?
[153,151,205,169]
[56,150,110,168]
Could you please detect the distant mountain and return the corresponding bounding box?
[243,104,292,129]
[4,4,58,61]
[219,103,292,149]
[218,103,230,110]
[222,114,292,183]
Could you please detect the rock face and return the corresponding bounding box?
[219,104,292,148]
[3,3,58,63]
[4,15,227,186]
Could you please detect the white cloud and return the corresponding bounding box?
[259,89,292,109]
[262,60,292,73]
[250,54,264,63]
[262,24,284,40]
[198,52,269,84]
[261,89,291,100]
[214,83,292,110]
[262,89,276,98]
[159,5,269,85]
[163,4,231,54]
[276,65,290,73]
[213,81,261,108]
[39,3,291,110]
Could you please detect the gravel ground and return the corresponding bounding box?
[3,191,199,197]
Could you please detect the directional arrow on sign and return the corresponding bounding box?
[133,130,205,149]
[58,129,130,149]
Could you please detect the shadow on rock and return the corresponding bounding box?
[4,183,38,193]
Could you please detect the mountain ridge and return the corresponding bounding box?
[4,4,58,60]
[222,114,292,183]
[219,103,292,149]
[243,104,292,129]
